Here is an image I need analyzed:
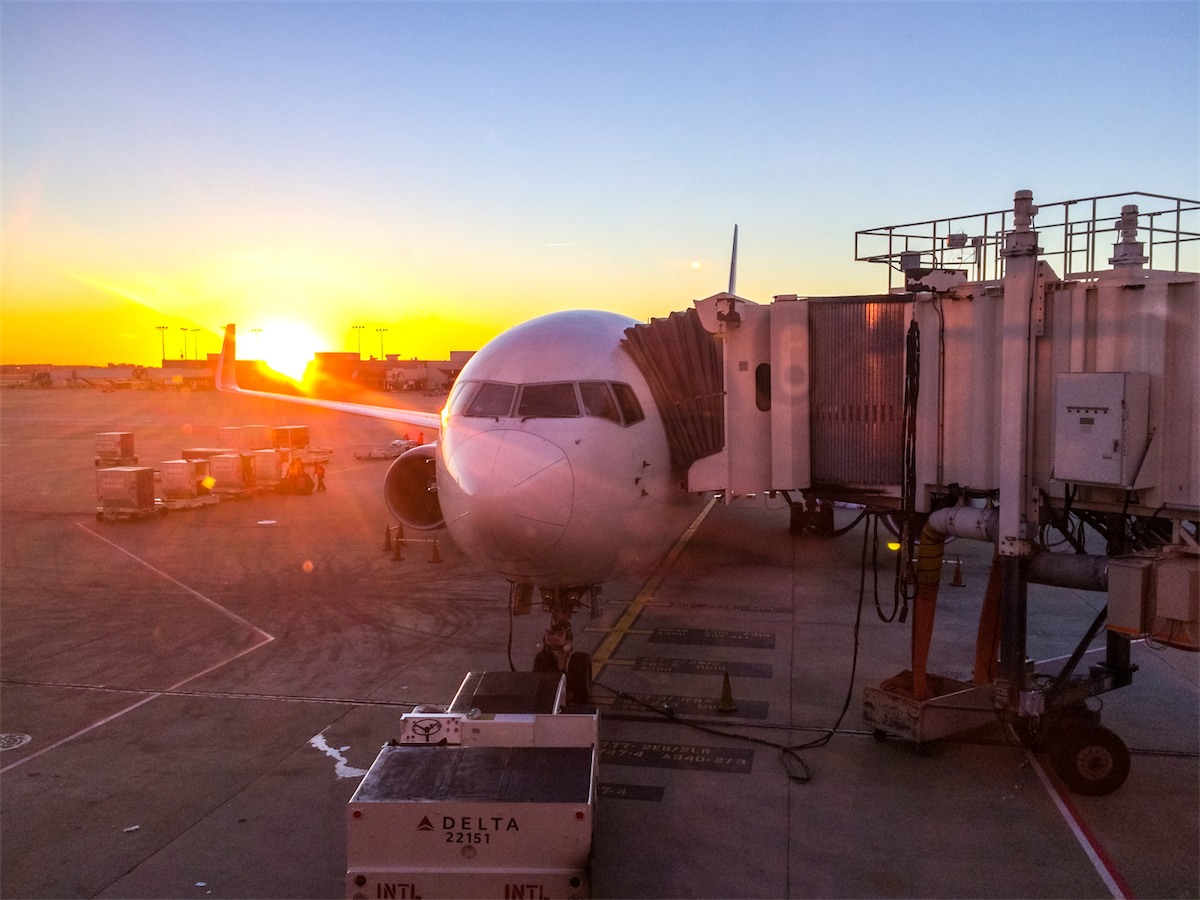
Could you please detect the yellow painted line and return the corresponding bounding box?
[583,627,654,636]
[591,495,718,678]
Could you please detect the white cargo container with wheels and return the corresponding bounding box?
[271,425,310,450]
[160,458,210,499]
[159,459,217,509]
[218,426,247,449]
[95,432,137,467]
[251,448,287,487]
[209,453,255,494]
[243,425,270,449]
[96,466,159,520]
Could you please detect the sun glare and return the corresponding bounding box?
[254,321,323,382]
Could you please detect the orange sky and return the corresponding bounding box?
[0,225,777,368]
[3,4,1195,370]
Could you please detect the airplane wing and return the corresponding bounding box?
[215,324,443,433]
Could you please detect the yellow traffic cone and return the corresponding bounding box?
[717,670,737,714]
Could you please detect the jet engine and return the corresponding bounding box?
[383,444,443,530]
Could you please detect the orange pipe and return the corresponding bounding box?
[973,549,1003,685]
[911,521,945,701]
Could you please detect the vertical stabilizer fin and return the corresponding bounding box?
[216,324,239,391]
[728,224,739,295]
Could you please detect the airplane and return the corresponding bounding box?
[216,309,712,703]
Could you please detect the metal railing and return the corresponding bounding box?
[855,191,1199,291]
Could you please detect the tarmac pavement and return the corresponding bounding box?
[1,389,1196,899]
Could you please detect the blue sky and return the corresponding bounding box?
[3,1,1197,365]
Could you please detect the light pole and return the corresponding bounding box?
[155,325,168,364]
[191,329,202,360]
[179,327,187,359]
[376,327,388,360]
[352,324,365,357]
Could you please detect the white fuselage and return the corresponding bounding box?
[435,310,704,588]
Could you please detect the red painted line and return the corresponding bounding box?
[1029,750,1135,899]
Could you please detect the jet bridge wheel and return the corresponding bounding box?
[1049,724,1131,796]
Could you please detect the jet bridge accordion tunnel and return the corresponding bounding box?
[626,190,1199,794]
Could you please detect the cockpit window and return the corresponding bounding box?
[454,379,645,426]
[579,382,621,423]
[517,382,579,418]
[612,382,645,425]
[447,380,477,416]
[465,382,517,417]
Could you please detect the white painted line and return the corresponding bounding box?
[74,521,274,641]
[1,641,270,773]
[0,525,276,773]
[1028,750,1133,899]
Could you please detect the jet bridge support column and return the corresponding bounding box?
[996,189,1041,713]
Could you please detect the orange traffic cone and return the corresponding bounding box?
[392,534,403,561]
[951,555,964,587]
[717,670,737,714]
[395,523,406,546]
[382,524,392,551]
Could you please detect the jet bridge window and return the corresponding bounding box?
[517,382,580,418]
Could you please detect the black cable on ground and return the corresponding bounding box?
[868,513,900,623]
[592,678,816,784]
[592,511,873,785]
[506,584,518,672]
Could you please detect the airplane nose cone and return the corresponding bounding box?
[445,430,573,559]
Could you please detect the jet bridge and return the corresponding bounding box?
[632,189,1200,794]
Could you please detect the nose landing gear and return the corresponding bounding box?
[524,585,596,706]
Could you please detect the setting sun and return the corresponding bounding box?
[253,320,324,382]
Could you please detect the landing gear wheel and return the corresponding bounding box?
[532,648,559,673]
[1049,724,1130,796]
[566,651,592,706]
